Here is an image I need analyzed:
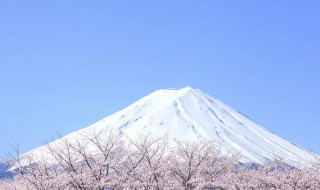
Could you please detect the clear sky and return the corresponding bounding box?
[0,1,319,156]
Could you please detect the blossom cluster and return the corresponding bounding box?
[1,131,319,190]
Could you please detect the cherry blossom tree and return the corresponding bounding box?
[1,132,320,190]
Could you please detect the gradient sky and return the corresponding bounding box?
[0,1,319,156]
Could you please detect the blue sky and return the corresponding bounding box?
[0,1,319,156]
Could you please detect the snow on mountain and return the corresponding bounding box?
[21,86,318,166]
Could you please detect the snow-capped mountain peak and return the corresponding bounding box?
[23,87,318,166]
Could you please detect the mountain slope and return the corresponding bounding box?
[23,87,317,166]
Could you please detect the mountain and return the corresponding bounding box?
[18,87,318,166]
[0,163,13,179]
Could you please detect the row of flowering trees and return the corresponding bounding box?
[1,131,320,190]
